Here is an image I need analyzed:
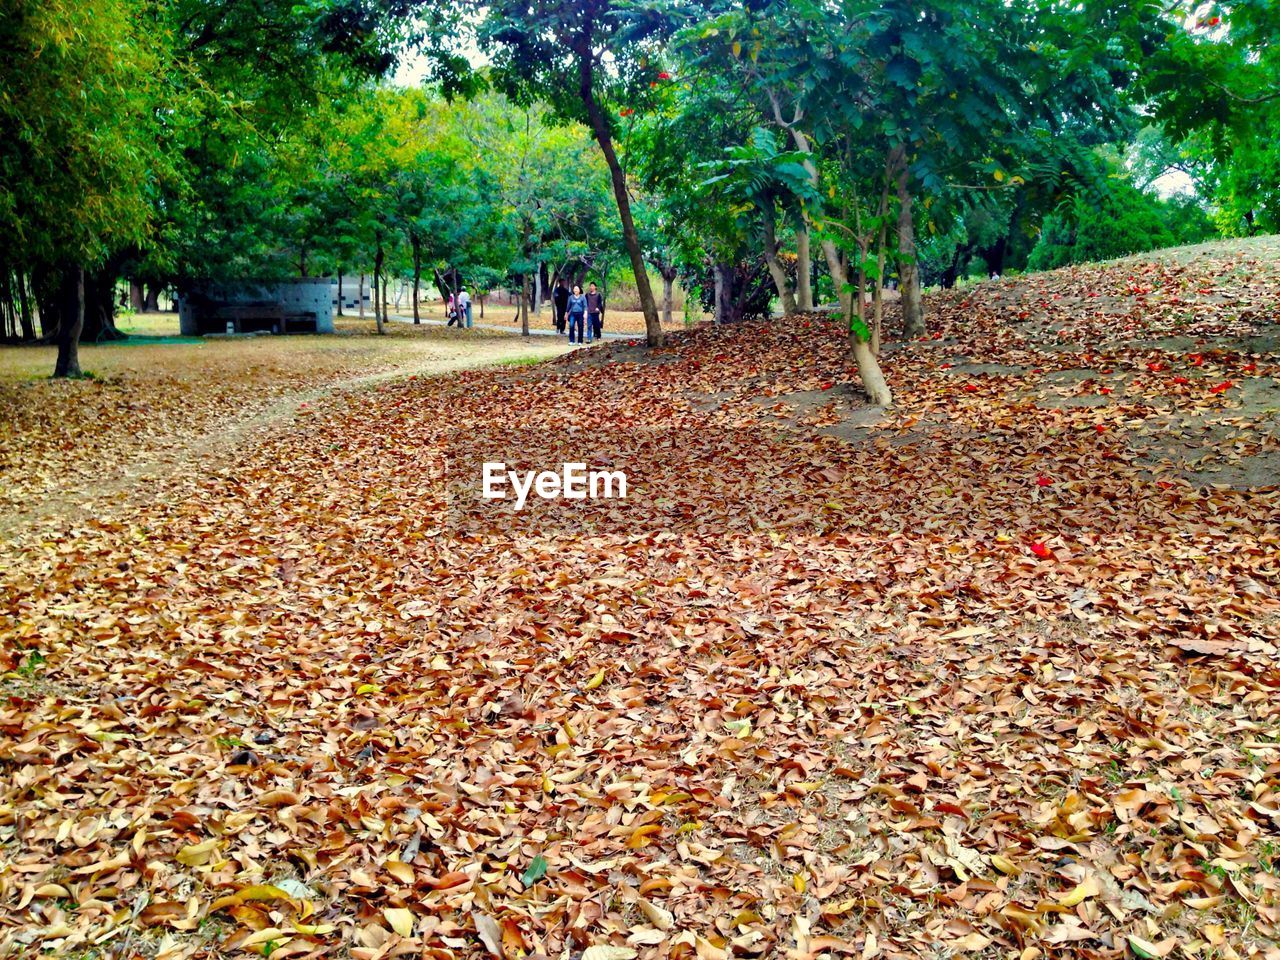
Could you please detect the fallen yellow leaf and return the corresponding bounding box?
[176,840,219,867]
[384,907,415,938]
[1058,875,1099,907]
[991,855,1021,876]
[384,860,414,884]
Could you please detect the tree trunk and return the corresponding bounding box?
[822,238,891,405]
[81,269,124,343]
[941,244,965,289]
[851,338,891,406]
[980,237,1008,278]
[53,266,85,378]
[479,293,485,319]
[873,220,886,356]
[895,159,924,338]
[373,240,385,335]
[713,262,726,324]
[358,273,365,319]
[872,170,891,356]
[533,264,543,314]
[577,50,662,346]
[17,272,34,340]
[661,269,675,326]
[412,241,422,324]
[795,224,813,311]
[762,208,797,317]
[520,273,530,337]
[713,262,744,324]
[1,274,11,340]
[144,284,160,313]
[787,125,826,309]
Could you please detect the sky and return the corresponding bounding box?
[391,53,432,87]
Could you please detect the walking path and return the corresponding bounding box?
[0,335,568,539]
[387,312,634,341]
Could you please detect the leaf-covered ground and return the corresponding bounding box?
[2,240,1278,960]
[0,322,569,533]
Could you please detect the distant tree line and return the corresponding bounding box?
[3,0,1276,401]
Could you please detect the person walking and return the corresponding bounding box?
[552,277,570,335]
[566,284,589,344]
[458,287,473,328]
[585,282,605,341]
[446,292,458,327]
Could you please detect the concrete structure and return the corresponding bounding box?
[178,279,335,336]
[332,277,372,315]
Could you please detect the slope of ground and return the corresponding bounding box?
[1,239,1277,960]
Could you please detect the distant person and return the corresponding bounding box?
[566,284,589,344]
[458,287,472,328]
[585,282,605,340]
[446,292,458,326]
[552,278,570,335]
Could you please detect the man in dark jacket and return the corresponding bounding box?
[552,278,570,335]
[585,283,605,341]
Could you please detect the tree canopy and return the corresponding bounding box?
[1,0,1275,400]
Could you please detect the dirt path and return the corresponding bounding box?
[0,336,568,539]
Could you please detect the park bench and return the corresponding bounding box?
[206,302,318,334]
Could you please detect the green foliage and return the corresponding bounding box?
[18,649,46,678]
[0,0,164,268]
[4,0,1275,372]
[455,93,618,283]
[1136,2,1280,234]
[1027,177,1212,271]
[698,127,821,232]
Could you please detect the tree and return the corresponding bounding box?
[469,0,682,346]
[452,91,620,334]
[623,52,779,326]
[699,128,821,317]
[1027,171,1212,271]
[633,198,686,327]
[0,0,164,375]
[124,0,413,321]
[1137,2,1280,234]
